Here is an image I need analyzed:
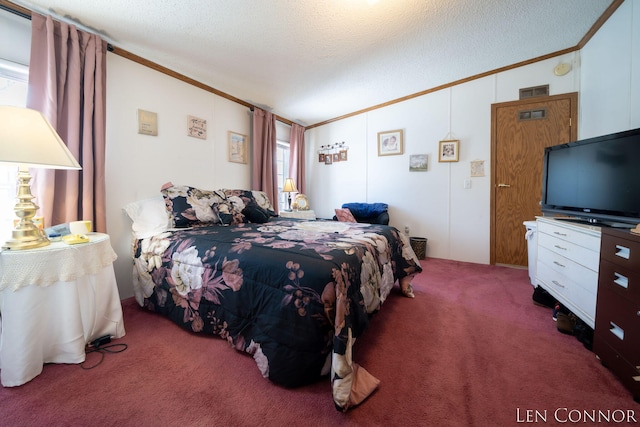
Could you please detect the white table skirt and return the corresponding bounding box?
[0,234,126,387]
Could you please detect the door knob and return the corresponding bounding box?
[497,183,511,188]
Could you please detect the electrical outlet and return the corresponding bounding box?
[404,226,410,235]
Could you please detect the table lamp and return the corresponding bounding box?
[0,106,82,250]
[282,178,298,212]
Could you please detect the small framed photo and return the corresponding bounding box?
[470,160,485,177]
[438,140,459,162]
[378,129,403,156]
[228,131,247,164]
[339,150,348,161]
[187,115,207,139]
[410,154,428,171]
[138,109,158,136]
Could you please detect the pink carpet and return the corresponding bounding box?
[0,258,636,426]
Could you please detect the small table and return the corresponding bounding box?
[280,210,316,220]
[0,233,126,387]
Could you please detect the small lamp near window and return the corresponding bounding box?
[282,178,298,212]
[0,106,82,250]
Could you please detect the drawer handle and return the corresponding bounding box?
[552,280,565,288]
[614,273,629,289]
[554,244,567,251]
[615,245,630,260]
[609,321,624,340]
[553,231,568,237]
[553,261,566,268]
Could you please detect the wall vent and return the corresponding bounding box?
[519,85,549,99]
[518,108,547,121]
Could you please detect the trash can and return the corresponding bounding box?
[523,221,537,286]
[410,237,427,260]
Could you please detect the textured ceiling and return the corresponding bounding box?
[11,0,614,126]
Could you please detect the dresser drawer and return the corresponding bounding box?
[537,260,597,325]
[593,338,640,400]
[595,286,640,365]
[537,220,601,251]
[537,246,599,294]
[538,232,600,271]
[600,230,640,271]
[599,259,640,304]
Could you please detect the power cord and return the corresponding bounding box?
[81,335,128,370]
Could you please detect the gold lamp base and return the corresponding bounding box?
[2,167,50,250]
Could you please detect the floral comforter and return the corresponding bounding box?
[132,218,422,411]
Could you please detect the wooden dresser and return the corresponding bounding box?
[593,227,640,402]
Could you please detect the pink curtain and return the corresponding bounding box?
[27,13,108,232]
[251,108,279,213]
[289,123,306,194]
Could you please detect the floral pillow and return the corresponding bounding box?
[223,189,277,217]
[160,183,227,228]
[335,208,357,223]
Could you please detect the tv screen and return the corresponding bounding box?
[541,128,640,227]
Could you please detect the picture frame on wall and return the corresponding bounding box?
[438,139,459,162]
[228,131,247,164]
[187,115,207,139]
[325,153,333,165]
[378,129,403,156]
[409,154,428,171]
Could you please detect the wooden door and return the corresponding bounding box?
[490,93,578,266]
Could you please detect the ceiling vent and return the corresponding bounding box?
[519,85,549,99]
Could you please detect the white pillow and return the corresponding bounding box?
[123,195,171,239]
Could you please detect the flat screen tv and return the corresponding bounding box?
[541,127,640,228]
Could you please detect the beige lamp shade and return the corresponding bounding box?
[282,178,298,193]
[0,106,81,170]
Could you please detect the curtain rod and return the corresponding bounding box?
[0,1,30,19]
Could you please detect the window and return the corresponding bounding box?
[0,61,29,241]
[276,140,290,211]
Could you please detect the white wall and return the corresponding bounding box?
[105,54,252,298]
[579,0,640,137]
[306,52,580,264]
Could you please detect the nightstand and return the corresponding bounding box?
[280,210,316,220]
[0,233,126,387]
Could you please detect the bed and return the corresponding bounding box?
[127,184,422,411]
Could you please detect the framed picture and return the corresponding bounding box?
[187,115,207,139]
[438,139,459,162]
[409,154,428,171]
[228,131,247,164]
[470,160,485,177]
[137,109,158,136]
[378,129,403,156]
[339,150,348,161]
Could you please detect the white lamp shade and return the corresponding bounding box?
[282,178,297,193]
[0,106,81,170]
